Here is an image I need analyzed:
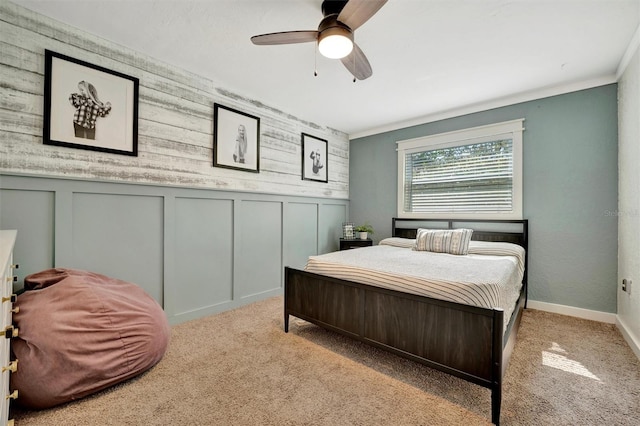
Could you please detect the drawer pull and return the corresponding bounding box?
[11,264,19,269]
[1,295,17,304]
[11,306,19,314]
[1,360,17,374]
[3,326,18,339]
[5,390,17,400]
[5,276,17,283]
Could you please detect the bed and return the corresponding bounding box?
[284,218,528,425]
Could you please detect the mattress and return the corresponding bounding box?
[305,238,525,330]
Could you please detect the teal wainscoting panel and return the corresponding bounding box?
[174,197,233,315]
[0,189,55,288]
[0,174,349,324]
[318,203,347,254]
[284,202,318,270]
[236,200,282,298]
[71,192,164,304]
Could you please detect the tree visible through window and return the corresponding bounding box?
[405,139,513,213]
[397,119,523,219]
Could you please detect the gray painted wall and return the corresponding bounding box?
[0,174,348,324]
[350,85,618,313]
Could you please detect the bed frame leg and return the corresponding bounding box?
[491,385,501,425]
[284,313,289,333]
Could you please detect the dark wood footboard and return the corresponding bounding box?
[284,266,525,425]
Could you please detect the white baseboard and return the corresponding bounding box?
[527,299,640,361]
[616,316,640,361]
[527,300,617,324]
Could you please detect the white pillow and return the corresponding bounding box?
[378,237,416,248]
[414,228,473,255]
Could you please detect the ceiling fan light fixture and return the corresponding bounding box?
[318,26,353,59]
[250,0,387,80]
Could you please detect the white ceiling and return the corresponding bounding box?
[17,0,640,138]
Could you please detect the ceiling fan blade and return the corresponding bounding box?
[337,0,388,31]
[340,43,372,80]
[251,30,318,45]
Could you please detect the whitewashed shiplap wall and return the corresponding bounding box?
[0,2,349,199]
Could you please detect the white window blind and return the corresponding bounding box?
[397,119,524,219]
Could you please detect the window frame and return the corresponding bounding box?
[396,119,524,220]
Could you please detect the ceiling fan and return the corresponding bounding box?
[250,0,388,81]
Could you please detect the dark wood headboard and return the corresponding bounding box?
[392,217,529,291]
[392,217,528,251]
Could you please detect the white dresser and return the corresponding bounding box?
[0,230,18,426]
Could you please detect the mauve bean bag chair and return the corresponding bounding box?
[11,268,170,409]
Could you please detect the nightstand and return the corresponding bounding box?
[339,238,373,250]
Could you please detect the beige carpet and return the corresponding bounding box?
[11,296,640,425]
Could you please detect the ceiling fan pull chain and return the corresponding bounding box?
[353,49,356,82]
[314,41,318,77]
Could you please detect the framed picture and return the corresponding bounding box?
[213,103,260,173]
[301,133,328,183]
[43,49,139,156]
[342,222,355,239]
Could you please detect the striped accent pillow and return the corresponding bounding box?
[414,228,474,255]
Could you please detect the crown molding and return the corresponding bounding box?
[617,23,640,80]
[350,76,617,140]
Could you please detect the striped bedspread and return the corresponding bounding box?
[304,238,525,330]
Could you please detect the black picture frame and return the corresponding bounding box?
[43,49,139,156]
[213,103,260,173]
[301,133,328,183]
[342,222,355,239]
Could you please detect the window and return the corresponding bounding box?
[397,119,524,219]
